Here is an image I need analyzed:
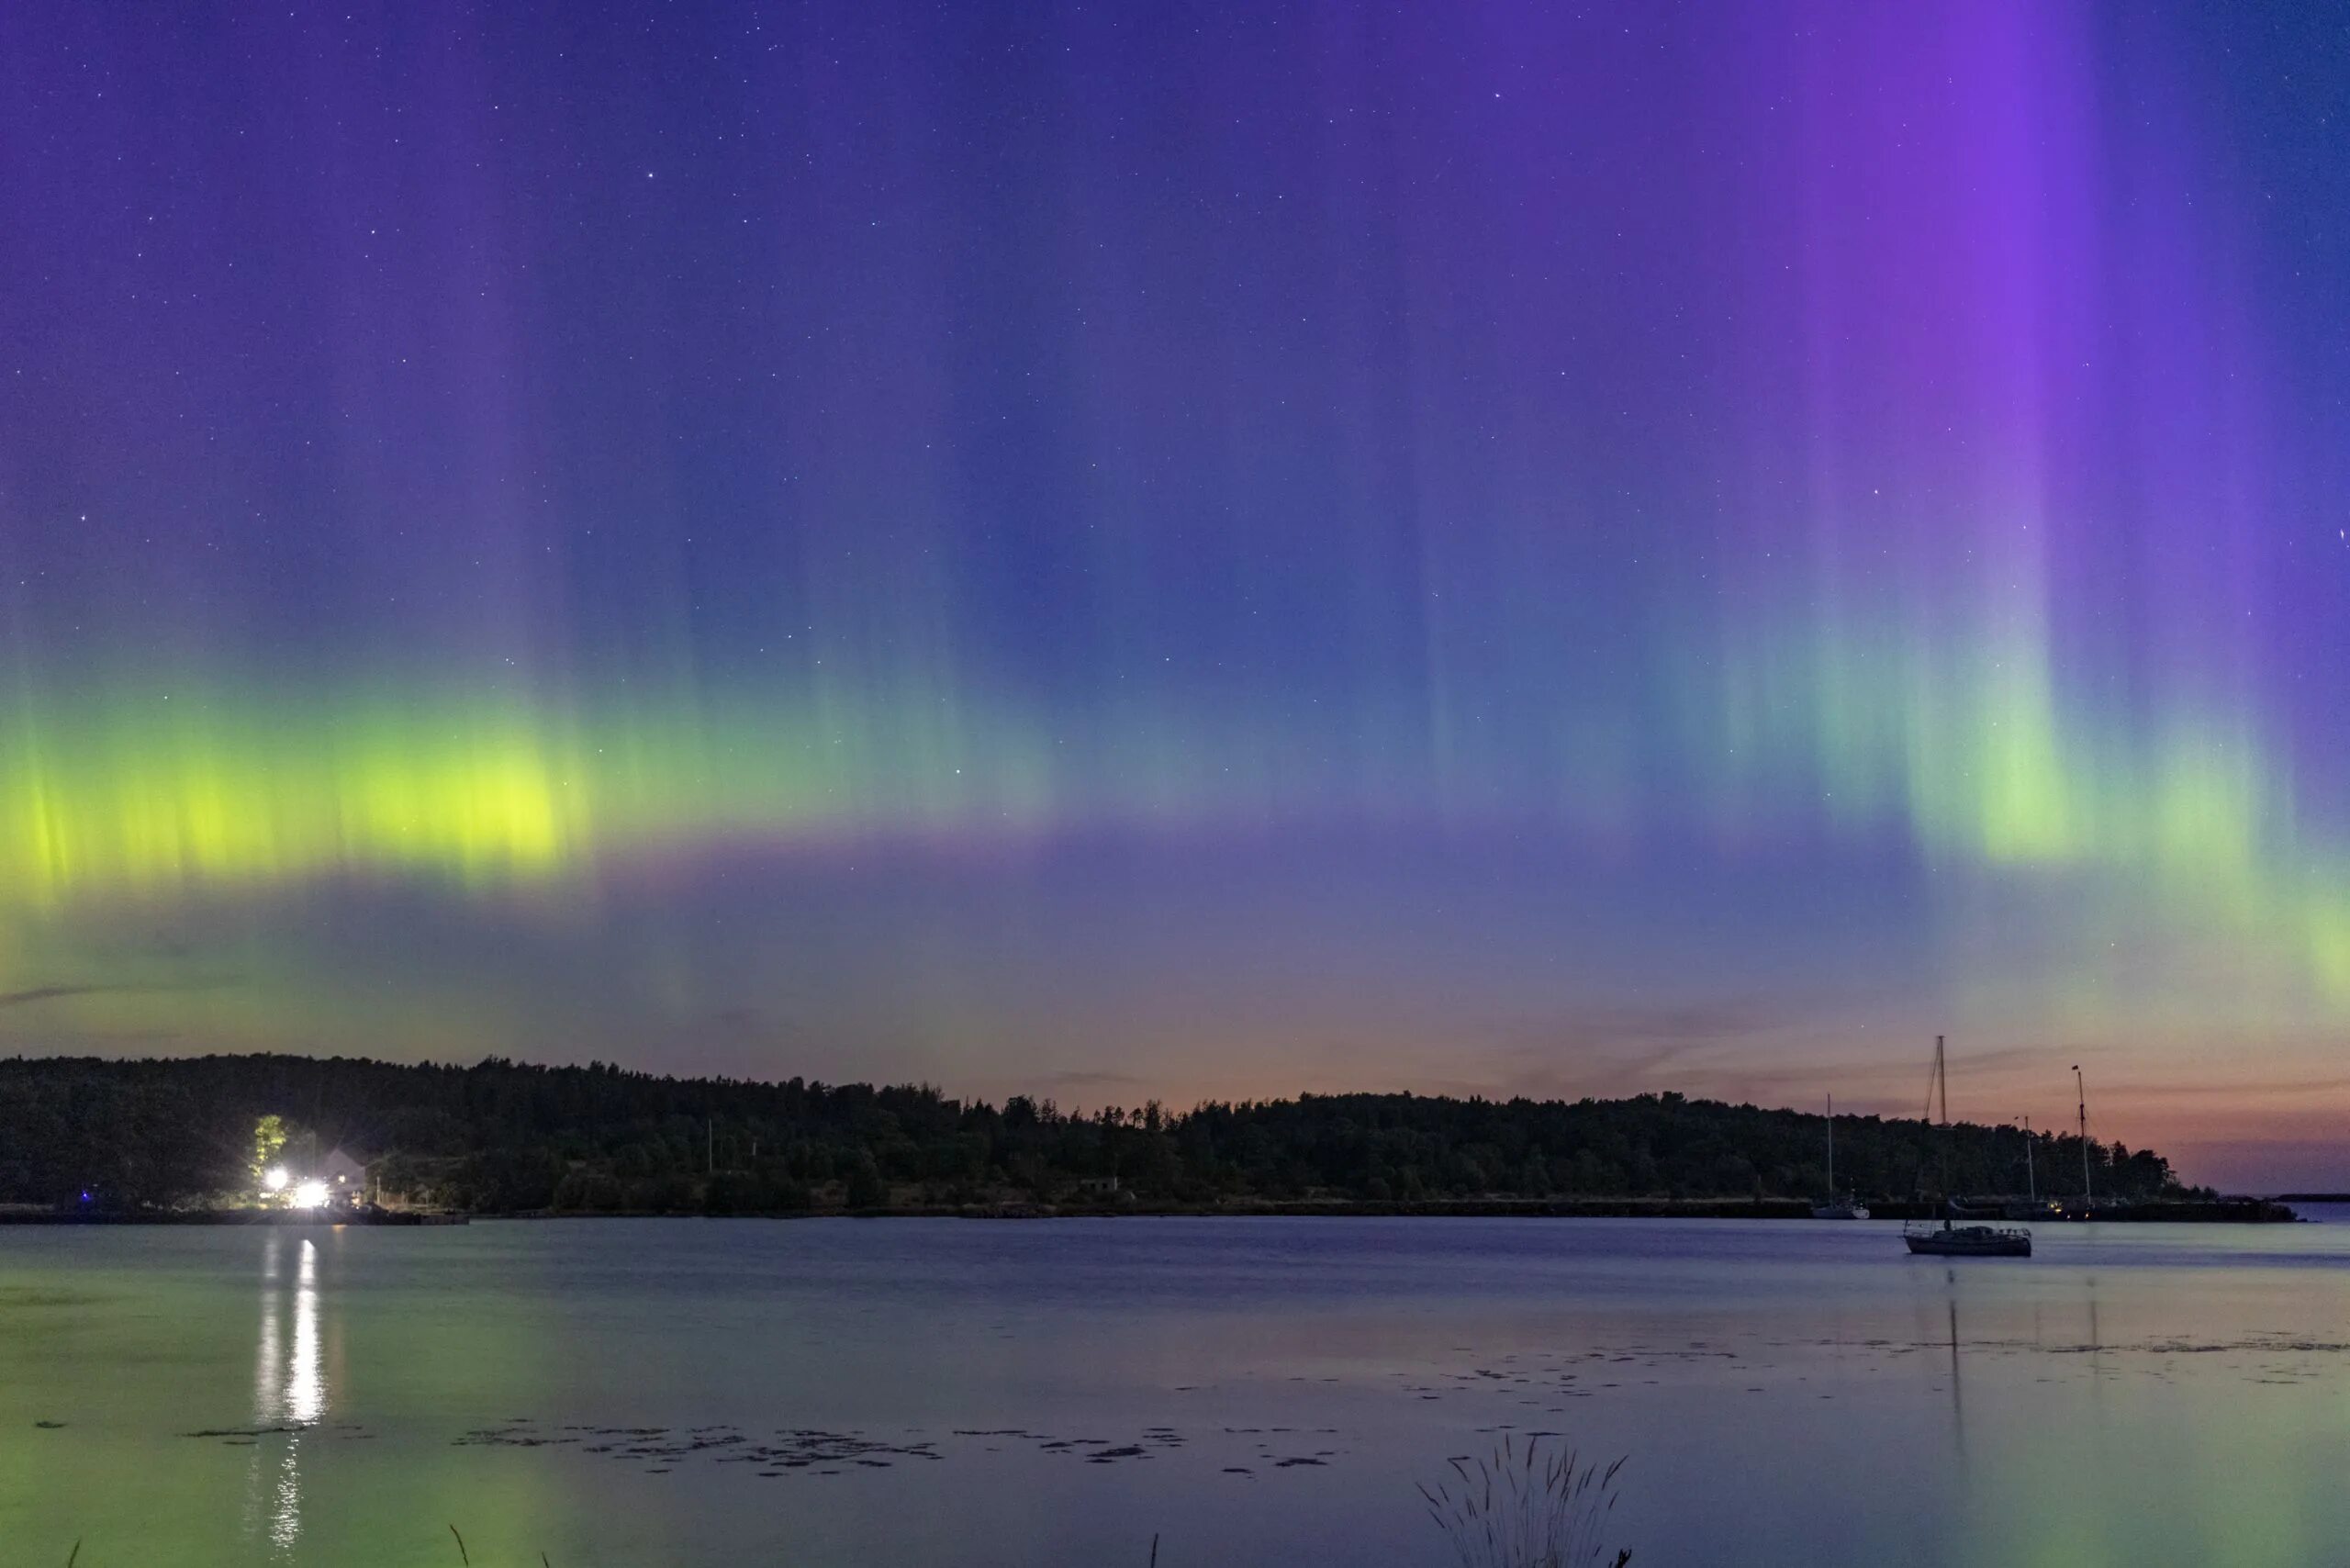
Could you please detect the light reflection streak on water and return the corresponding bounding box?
[245,1234,327,1557]
[288,1241,323,1425]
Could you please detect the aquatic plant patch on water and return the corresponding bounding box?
[447,1417,1340,1477]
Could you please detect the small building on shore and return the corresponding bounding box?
[319,1148,369,1206]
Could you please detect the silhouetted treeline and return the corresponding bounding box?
[0,1054,2200,1213]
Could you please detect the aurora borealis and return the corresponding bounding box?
[4,2,2347,1186]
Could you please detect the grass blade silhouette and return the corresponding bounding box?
[1421,1434,1629,1567]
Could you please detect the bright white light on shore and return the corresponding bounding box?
[263,1167,289,1193]
[292,1180,330,1210]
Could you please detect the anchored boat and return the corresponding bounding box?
[1900,1036,2031,1258]
[1810,1092,1870,1219]
[1905,1215,2031,1258]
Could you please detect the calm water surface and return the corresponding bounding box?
[5,1215,2349,1566]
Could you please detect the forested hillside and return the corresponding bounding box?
[0,1054,2195,1212]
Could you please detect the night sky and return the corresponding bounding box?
[5,3,2347,1188]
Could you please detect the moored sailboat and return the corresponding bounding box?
[1899,1036,2031,1259]
[1810,1093,1869,1219]
[1905,1211,2032,1257]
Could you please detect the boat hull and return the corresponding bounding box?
[1905,1229,2031,1258]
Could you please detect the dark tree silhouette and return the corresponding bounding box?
[0,1054,2199,1213]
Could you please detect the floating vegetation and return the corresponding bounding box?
[181,1420,373,1444]
[433,1415,1347,1479]
[456,1420,942,1472]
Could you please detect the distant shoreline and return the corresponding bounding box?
[0,1055,2241,1219]
[0,1196,2300,1225]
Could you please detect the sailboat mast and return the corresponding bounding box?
[2074,1066,2092,1207]
[1826,1094,1834,1193]
[2022,1114,2035,1203]
[1936,1036,1948,1126]
[1919,1036,1954,1222]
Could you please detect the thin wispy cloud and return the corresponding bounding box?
[0,978,242,1010]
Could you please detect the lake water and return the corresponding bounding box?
[6,1215,2350,1566]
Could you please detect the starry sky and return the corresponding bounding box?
[4,2,2347,1188]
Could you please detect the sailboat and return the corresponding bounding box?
[1810,1093,1869,1219]
[1905,1206,2032,1257]
[1900,1036,2031,1258]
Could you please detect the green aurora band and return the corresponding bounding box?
[6,602,2344,1007]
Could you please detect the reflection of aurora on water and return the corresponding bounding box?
[10,1220,2350,1565]
[246,1236,327,1556]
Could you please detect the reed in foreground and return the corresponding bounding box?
[1419,1435,1630,1568]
